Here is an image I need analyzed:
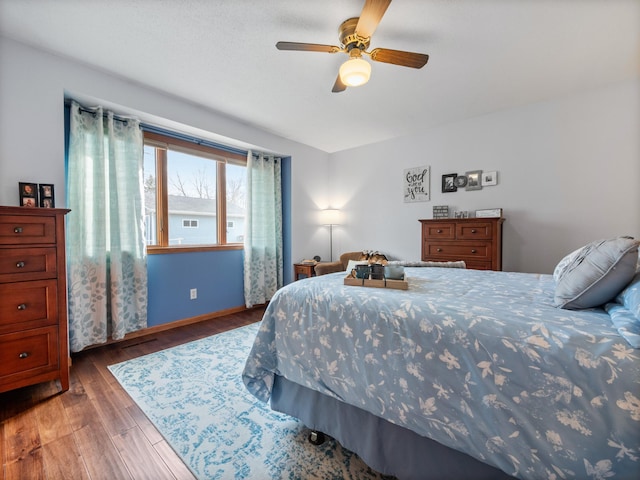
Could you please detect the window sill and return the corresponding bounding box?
[147,244,243,255]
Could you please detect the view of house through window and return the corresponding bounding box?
[143,132,247,250]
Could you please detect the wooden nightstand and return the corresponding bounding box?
[293,263,317,281]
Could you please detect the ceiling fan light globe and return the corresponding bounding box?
[339,57,371,87]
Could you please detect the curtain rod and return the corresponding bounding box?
[66,99,133,124]
[77,106,132,125]
[65,99,276,158]
[141,123,249,158]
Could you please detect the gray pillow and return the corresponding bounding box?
[553,246,584,282]
[554,237,640,310]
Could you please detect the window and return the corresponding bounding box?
[143,132,247,252]
[182,219,199,228]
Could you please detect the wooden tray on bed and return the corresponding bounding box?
[344,276,409,290]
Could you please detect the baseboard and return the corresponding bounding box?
[81,304,265,350]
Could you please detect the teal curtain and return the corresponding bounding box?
[243,151,283,308]
[67,101,147,352]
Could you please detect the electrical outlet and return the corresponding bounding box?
[190,288,197,300]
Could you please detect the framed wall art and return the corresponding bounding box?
[19,182,38,207]
[441,173,457,193]
[454,175,467,188]
[39,183,55,208]
[465,170,482,191]
[482,171,498,186]
[403,166,430,203]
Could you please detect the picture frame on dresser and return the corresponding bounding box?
[39,183,55,208]
[476,208,503,218]
[19,182,38,207]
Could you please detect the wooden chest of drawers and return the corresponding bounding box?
[0,206,70,393]
[420,217,505,271]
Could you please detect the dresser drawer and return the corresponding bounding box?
[422,223,455,239]
[0,247,57,283]
[456,222,493,240]
[0,326,59,385]
[425,242,492,261]
[463,260,493,270]
[0,215,56,245]
[0,280,58,333]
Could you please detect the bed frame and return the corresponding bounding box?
[271,375,516,480]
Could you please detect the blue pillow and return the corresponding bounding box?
[605,302,640,348]
[554,237,639,310]
[616,271,640,320]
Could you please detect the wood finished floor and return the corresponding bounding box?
[0,307,265,480]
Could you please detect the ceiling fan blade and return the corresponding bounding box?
[276,41,340,53]
[370,48,429,68]
[355,0,392,39]
[332,74,347,93]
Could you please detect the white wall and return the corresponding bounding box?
[2,37,638,275]
[328,80,640,274]
[0,37,331,266]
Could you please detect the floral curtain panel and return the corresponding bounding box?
[66,101,147,352]
[243,151,283,308]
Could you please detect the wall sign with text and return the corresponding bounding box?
[404,166,430,203]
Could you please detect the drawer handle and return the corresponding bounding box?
[17,303,27,310]
[471,229,477,233]
[19,352,29,359]
[436,248,443,252]
[14,226,23,234]
[471,249,477,254]
[16,261,26,268]
[436,229,442,233]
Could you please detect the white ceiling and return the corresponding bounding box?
[1,0,638,153]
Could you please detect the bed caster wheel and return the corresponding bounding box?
[308,430,325,445]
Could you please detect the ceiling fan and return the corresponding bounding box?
[276,0,429,93]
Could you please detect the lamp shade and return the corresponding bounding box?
[339,57,371,87]
[320,209,341,225]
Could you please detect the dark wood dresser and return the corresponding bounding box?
[0,206,70,393]
[419,217,505,271]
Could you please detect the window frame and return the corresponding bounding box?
[144,131,246,254]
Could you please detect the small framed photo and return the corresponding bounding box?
[482,171,498,186]
[39,184,55,208]
[19,182,38,207]
[441,173,458,193]
[465,170,482,191]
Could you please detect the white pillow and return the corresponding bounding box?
[345,260,368,275]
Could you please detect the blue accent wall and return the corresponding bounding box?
[145,155,292,327]
[146,249,245,327]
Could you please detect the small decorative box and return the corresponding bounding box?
[432,205,449,219]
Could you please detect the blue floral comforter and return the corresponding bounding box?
[242,268,640,479]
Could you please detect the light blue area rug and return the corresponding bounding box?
[108,323,391,479]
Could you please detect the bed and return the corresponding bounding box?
[243,257,640,479]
